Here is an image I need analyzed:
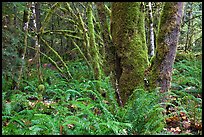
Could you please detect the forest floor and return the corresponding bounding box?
[163,54,202,135]
[2,53,202,135]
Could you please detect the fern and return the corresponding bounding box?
[123,89,166,135]
[29,114,59,135]
[171,90,202,124]
[172,59,202,93]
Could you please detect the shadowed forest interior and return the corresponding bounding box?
[2,2,202,135]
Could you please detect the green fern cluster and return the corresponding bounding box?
[2,66,132,135]
[3,56,202,135]
[172,59,202,93]
[119,89,166,135]
[171,90,202,127]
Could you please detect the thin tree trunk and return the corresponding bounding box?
[13,4,17,28]
[31,2,43,84]
[87,2,102,81]
[95,2,114,76]
[35,2,41,32]
[185,8,192,52]
[51,10,54,48]
[17,3,30,89]
[35,2,41,51]
[148,2,155,58]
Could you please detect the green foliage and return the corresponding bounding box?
[120,89,166,135]
[178,2,202,52]
[2,61,131,135]
[172,57,202,93]
[171,90,202,126]
[169,57,202,134]
[2,2,202,135]
[2,56,202,135]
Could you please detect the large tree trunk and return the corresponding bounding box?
[111,2,149,106]
[146,2,184,93]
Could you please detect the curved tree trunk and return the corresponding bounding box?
[146,2,184,93]
[111,2,149,106]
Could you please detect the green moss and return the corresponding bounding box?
[112,3,149,104]
[38,84,45,92]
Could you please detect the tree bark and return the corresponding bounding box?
[13,4,17,28]
[35,2,41,32]
[146,2,184,93]
[148,2,155,58]
[17,3,30,89]
[111,2,149,106]
[31,2,43,84]
[185,3,193,52]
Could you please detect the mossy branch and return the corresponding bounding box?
[27,46,63,74]
[42,30,77,35]
[71,40,92,69]
[40,2,60,33]
[88,2,102,80]
[40,36,73,79]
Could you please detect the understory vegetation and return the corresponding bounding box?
[2,53,202,135]
[2,2,202,135]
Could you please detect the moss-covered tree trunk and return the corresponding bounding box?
[111,2,149,106]
[146,2,184,93]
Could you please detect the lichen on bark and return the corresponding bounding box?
[111,2,149,105]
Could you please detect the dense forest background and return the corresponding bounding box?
[2,2,202,135]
